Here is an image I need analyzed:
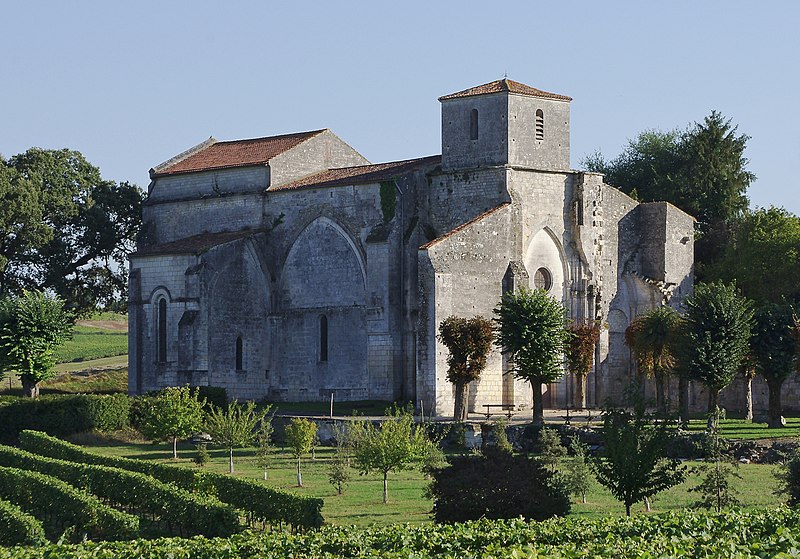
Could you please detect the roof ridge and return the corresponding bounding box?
[419,202,512,250]
[439,79,572,102]
[215,129,327,145]
[327,154,440,172]
[150,137,217,177]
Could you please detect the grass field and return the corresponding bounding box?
[683,417,800,440]
[81,438,783,527]
[54,317,128,364]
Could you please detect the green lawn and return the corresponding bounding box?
[54,324,128,364]
[83,439,784,526]
[683,417,800,439]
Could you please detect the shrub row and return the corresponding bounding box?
[0,499,47,547]
[1,508,800,558]
[0,466,138,542]
[21,430,324,528]
[0,444,240,537]
[0,394,130,442]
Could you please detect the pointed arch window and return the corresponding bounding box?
[235,336,243,370]
[535,109,544,141]
[470,109,479,140]
[157,298,167,363]
[319,315,328,362]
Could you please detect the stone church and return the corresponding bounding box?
[128,78,695,416]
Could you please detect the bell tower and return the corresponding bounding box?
[439,78,572,172]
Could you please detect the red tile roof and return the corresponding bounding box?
[419,203,512,250]
[131,229,263,257]
[151,130,326,177]
[439,79,571,102]
[273,155,441,191]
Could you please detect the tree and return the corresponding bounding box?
[327,422,353,495]
[564,436,594,504]
[705,207,800,305]
[205,400,269,474]
[0,291,73,397]
[140,385,206,459]
[750,304,798,428]
[537,427,567,473]
[255,413,275,481]
[594,404,687,516]
[624,306,683,415]
[350,407,434,503]
[0,149,143,312]
[285,417,318,487]
[493,287,570,426]
[565,321,600,409]
[437,315,494,421]
[683,282,754,414]
[690,407,741,511]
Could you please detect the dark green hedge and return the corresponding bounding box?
[0,394,130,442]
[0,466,138,542]
[0,444,240,537]
[0,499,47,546]
[21,430,324,528]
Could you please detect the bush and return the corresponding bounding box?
[777,449,800,506]
[427,449,571,523]
[0,443,239,537]
[0,499,47,546]
[196,385,228,410]
[0,394,130,442]
[20,430,324,529]
[0,466,138,541]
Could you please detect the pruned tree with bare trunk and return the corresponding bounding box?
[751,303,798,428]
[565,321,600,409]
[438,316,494,421]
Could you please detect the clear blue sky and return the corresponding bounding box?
[2,1,798,213]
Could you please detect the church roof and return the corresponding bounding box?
[132,229,263,257]
[150,130,326,177]
[273,155,441,191]
[439,79,572,102]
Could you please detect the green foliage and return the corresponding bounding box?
[195,385,228,411]
[0,498,47,546]
[777,449,800,507]
[205,400,268,473]
[537,427,567,472]
[594,405,688,516]
[437,315,494,420]
[328,454,351,496]
[0,291,74,396]
[564,436,594,504]
[493,287,570,424]
[53,328,127,364]
[683,282,754,410]
[0,465,138,541]
[706,207,800,304]
[5,509,800,558]
[255,414,275,481]
[140,385,206,458]
[285,417,318,487]
[492,418,513,455]
[350,407,435,503]
[427,450,571,522]
[625,306,684,413]
[0,443,240,537]
[750,303,798,426]
[0,394,130,442]
[690,409,741,511]
[379,181,397,222]
[19,430,323,529]
[193,443,210,467]
[1,148,144,312]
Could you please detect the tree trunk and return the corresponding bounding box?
[708,389,720,429]
[383,471,389,504]
[654,372,666,416]
[172,437,178,459]
[644,496,651,512]
[744,375,754,421]
[296,457,303,487]
[574,373,587,410]
[21,377,39,398]
[228,447,234,474]
[454,381,469,422]
[678,376,690,426]
[263,467,268,481]
[767,377,784,428]
[532,381,544,426]
[625,501,631,517]
[581,491,587,504]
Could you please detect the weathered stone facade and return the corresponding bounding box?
[128,79,696,416]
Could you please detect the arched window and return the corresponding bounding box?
[319,315,328,362]
[535,109,544,141]
[235,336,243,370]
[157,298,167,363]
[470,108,478,140]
